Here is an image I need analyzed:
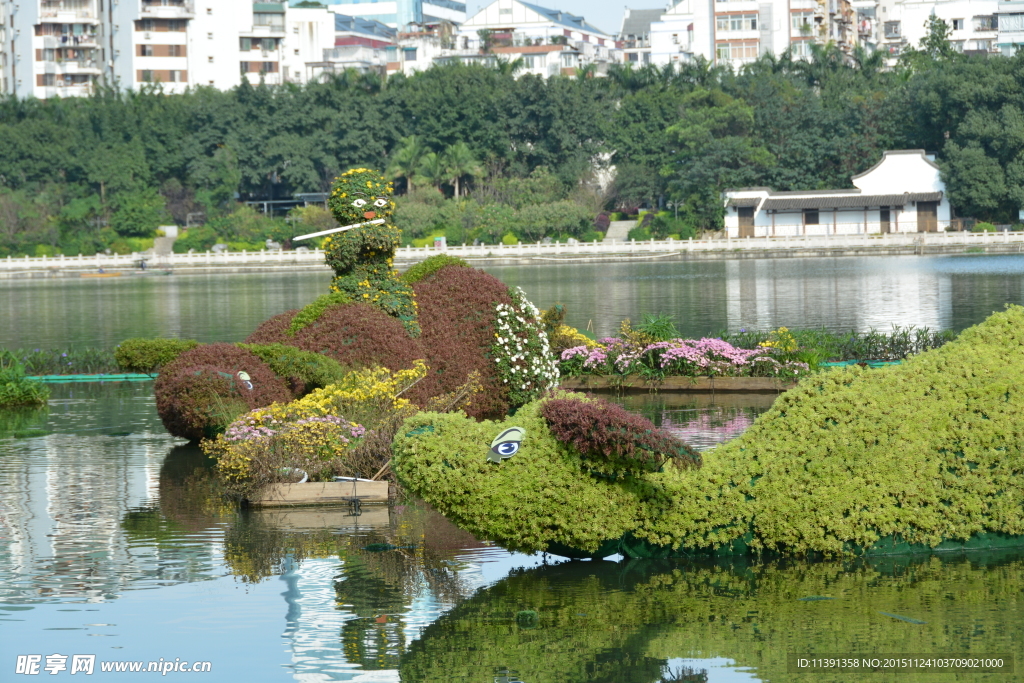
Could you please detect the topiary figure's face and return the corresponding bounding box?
[327,168,395,226]
[392,393,699,557]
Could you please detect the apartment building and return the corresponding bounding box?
[646,0,857,69]
[435,0,618,78]
[318,0,466,29]
[618,7,662,65]
[997,0,1024,54]
[873,0,999,58]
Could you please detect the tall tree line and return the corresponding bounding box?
[1,26,1023,256]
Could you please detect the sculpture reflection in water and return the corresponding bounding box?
[398,551,1024,683]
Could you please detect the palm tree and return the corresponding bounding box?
[493,56,526,77]
[386,136,427,194]
[442,142,483,198]
[413,152,448,193]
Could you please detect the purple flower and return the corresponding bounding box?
[62,353,67,357]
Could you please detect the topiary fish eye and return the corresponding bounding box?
[373,198,388,207]
[488,427,525,464]
[351,198,367,208]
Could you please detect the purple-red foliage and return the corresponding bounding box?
[540,396,701,473]
[248,303,435,405]
[155,343,293,441]
[594,212,610,233]
[413,265,513,419]
[245,310,299,345]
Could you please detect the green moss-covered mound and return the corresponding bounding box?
[395,306,1024,557]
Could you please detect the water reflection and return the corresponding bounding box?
[612,392,778,452]
[4,383,1022,681]
[6,255,1024,350]
[398,552,1024,682]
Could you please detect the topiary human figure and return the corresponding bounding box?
[323,168,419,336]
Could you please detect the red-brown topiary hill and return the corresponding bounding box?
[413,265,513,419]
[245,302,436,405]
[155,343,294,441]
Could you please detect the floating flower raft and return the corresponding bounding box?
[394,305,1024,558]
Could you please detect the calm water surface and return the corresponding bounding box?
[4,254,1024,349]
[2,386,1022,681]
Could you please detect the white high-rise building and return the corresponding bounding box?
[0,0,403,98]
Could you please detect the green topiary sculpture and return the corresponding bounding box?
[323,168,419,336]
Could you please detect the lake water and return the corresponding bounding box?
[3,255,1024,681]
[3,384,1021,682]
[4,253,1024,349]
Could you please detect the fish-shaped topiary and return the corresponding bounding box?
[394,306,1024,558]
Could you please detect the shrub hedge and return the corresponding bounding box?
[286,292,353,335]
[237,343,349,395]
[115,338,200,374]
[399,254,469,285]
[154,343,293,441]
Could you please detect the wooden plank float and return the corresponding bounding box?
[558,375,797,393]
[250,506,391,529]
[250,479,390,507]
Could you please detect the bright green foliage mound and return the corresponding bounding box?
[400,254,469,285]
[115,338,200,374]
[236,343,348,392]
[393,398,644,555]
[396,307,1024,557]
[285,292,353,335]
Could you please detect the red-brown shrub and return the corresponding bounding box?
[540,396,701,474]
[413,265,513,419]
[155,343,293,441]
[245,310,299,345]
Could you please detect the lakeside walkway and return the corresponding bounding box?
[3,231,1024,279]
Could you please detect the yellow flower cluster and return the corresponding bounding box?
[759,326,798,353]
[552,324,603,351]
[206,361,428,486]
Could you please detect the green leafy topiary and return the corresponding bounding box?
[400,254,470,285]
[236,343,349,392]
[115,338,200,375]
[286,292,354,335]
[323,168,420,336]
[396,306,1024,557]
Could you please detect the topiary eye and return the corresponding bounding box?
[488,427,525,464]
[373,198,388,207]
[352,198,367,208]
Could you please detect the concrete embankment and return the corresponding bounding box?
[2,236,1022,280]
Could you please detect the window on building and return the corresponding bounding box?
[951,18,964,30]
[974,16,997,31]
[973,38,994,50]
[499,7,511,14]
[254,12,285,28]
[716,42,757,60]
[403,47,417,61]
[207,32,213,39]
[672,33,678,43]
[141,69,154,82]
[294,49,299,55]
[240,61,249,73]
[139,44,154,56]
[884,21,900,38]
[207,55,213,62]
[241,37,251,51]
[791,12,813,32]
[206,7,212,14]
[804,209,819,225]
[168,20,184,31]
[168,70,182,82]
[168,44,182,56]
[627,52,639,62]
[790,39,812,57]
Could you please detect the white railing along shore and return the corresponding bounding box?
[2,230,1023,272]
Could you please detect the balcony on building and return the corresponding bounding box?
[250,3,286,36]
[39,0,99,24]
[141,0,195,20]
